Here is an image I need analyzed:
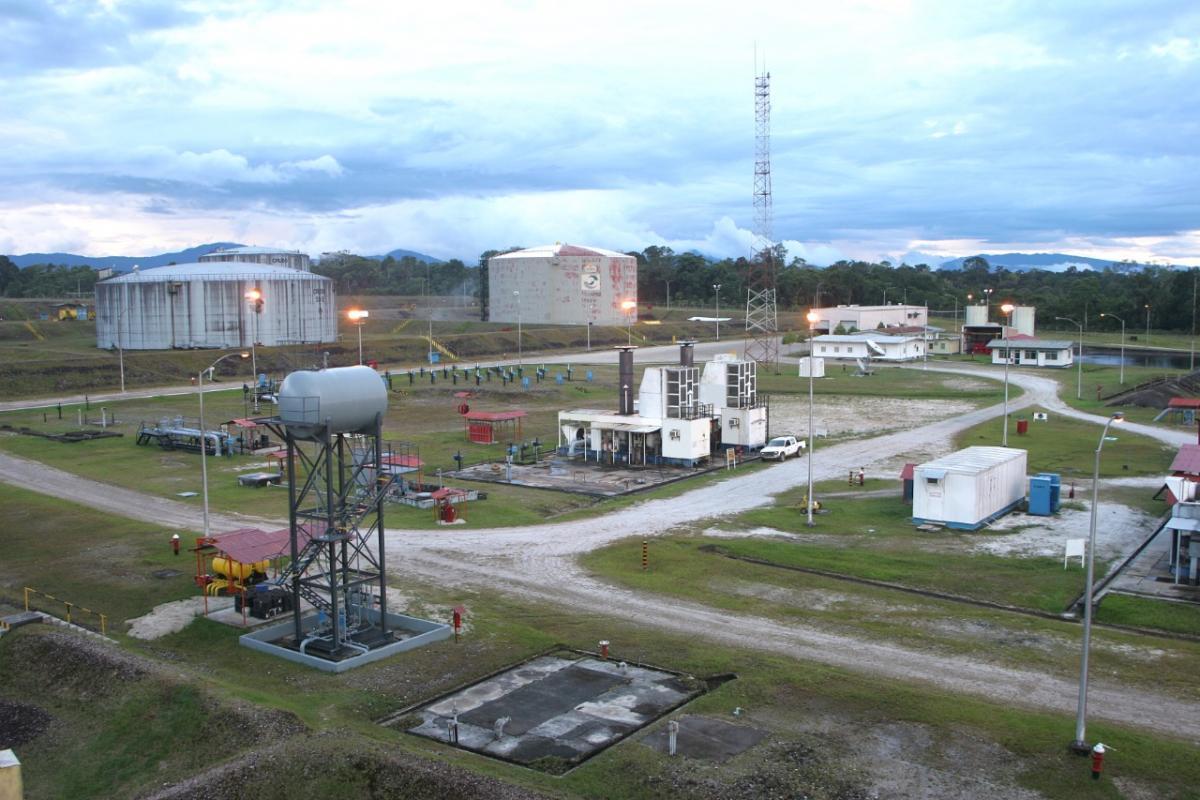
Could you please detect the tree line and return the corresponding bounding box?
[4,247,1197,335]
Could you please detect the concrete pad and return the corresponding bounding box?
[404,654,702,770]
[642,715,767,762]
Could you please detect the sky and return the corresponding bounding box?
[2,0,1199,266]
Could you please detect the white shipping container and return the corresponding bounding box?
[913,446,1027,529]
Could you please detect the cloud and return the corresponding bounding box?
[1,1,1199,265]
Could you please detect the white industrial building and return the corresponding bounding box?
[95,255,336,350]
[810,304,927,334]
[912,446,1028,530]
[556,344,766,467]
[812,332,925,362]
[985,337,1075,368]
[488,244,637,326]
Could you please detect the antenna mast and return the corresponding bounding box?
[745,66,779,369]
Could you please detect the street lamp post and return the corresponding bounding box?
[713,284,722,342]
[514,290,522,365]
[1055,316,1084,400]
[1071,412,1125,753]
[244,288,263,411]
[198,352,249,539]
[664,280,672,310]
[806,310,819,527]
[1099,313,1126,385]
[1001,302,1015,447]
[346,309,369,365]
[621,300,637,345]
[1144,304,1151,344]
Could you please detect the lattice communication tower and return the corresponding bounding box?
[745,69,779,369]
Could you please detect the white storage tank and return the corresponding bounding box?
[278,366,388,437]
[95,260,335,350]
[912,446,1027,530]
[1011,305,1036,336]
[488,243,637,326]
[965,305,988,326]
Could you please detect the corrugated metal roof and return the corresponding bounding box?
[985,338,1073,349]
[1168,398,1200,409]
[491,244,630,259]
[1170,444,1200,474]
[104,261,327,283]
[917,446,1026,475]
[813,332,920,343]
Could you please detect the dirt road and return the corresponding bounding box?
[4,361,1198,741]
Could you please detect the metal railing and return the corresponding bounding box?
[24,586,108,636]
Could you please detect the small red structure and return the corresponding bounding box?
[431,487,469,523]
[463,410,526,444]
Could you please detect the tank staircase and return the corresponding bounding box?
[270,467,398,617]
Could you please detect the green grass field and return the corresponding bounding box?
[953,405,1176,478]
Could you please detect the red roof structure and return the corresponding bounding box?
[899,463,916,480]
[1170,444,1200,476]
[1168,398,1200,409]
[224,418,260,428]
[380,454,424,468]
[463,410,526,444]
[205,525,314,564]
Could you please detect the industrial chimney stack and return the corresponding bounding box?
[617,346,636,415]
[679,340,695,367]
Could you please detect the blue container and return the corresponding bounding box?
[1029,475,1054,516]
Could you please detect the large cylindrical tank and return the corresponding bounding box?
[278,366,388,437]
[1012,306,1036,336]
[965,305,988,326]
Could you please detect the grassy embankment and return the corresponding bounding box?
[4,482,1200,799]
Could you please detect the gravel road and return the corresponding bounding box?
[4,358,1198,742]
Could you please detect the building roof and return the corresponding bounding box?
[1170,444,1200,475]
[813,304,926,313]
[464,410,527,422]
[899,463,916,480]
[103,261,328,283]
[916,446,1026,475]
[814,332,921,344]
[1168,398,1200,409]
[491,244,630,260]
[205,525,313,564]
[985,338,1073,350]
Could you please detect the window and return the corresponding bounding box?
[1046,351,1058,360]
[1024,350,1036,360]
[926,477,940,485]
[819,345,828,353]
[834,346,841,353]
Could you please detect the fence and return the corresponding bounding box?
[23,587,108,636]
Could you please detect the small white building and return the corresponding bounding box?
[985,337,1074,368]
[812,332,925,362]
[913,446,1028,530]
[810,304,927,334]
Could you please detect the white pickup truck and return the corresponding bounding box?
[759,435,804,461]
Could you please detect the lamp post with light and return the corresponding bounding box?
[1099,313,1126,385]
[1144,304,1151,344]
[1001,302,1014,446]
[621,300,637,345]
[1055,316,1084,400]
[713,284,722,342]
[198,351,249,539]
[346,308,369,365]
[244,288,263,410]
[514,290,522,365]
[806,310,819,527]
[1071,412,1125,754]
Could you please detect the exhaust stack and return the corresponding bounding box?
[679,340,695,367]
[617,346,636,415]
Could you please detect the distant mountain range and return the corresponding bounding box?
[936,252,1195,272]
[365,248,441,264]
[8,243,443,269]
[8,242,245,269]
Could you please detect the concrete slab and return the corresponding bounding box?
[404,654,703,771]
[642,714,767,762]
[452,457,737,497]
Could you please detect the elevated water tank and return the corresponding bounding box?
[278,366,387,437]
